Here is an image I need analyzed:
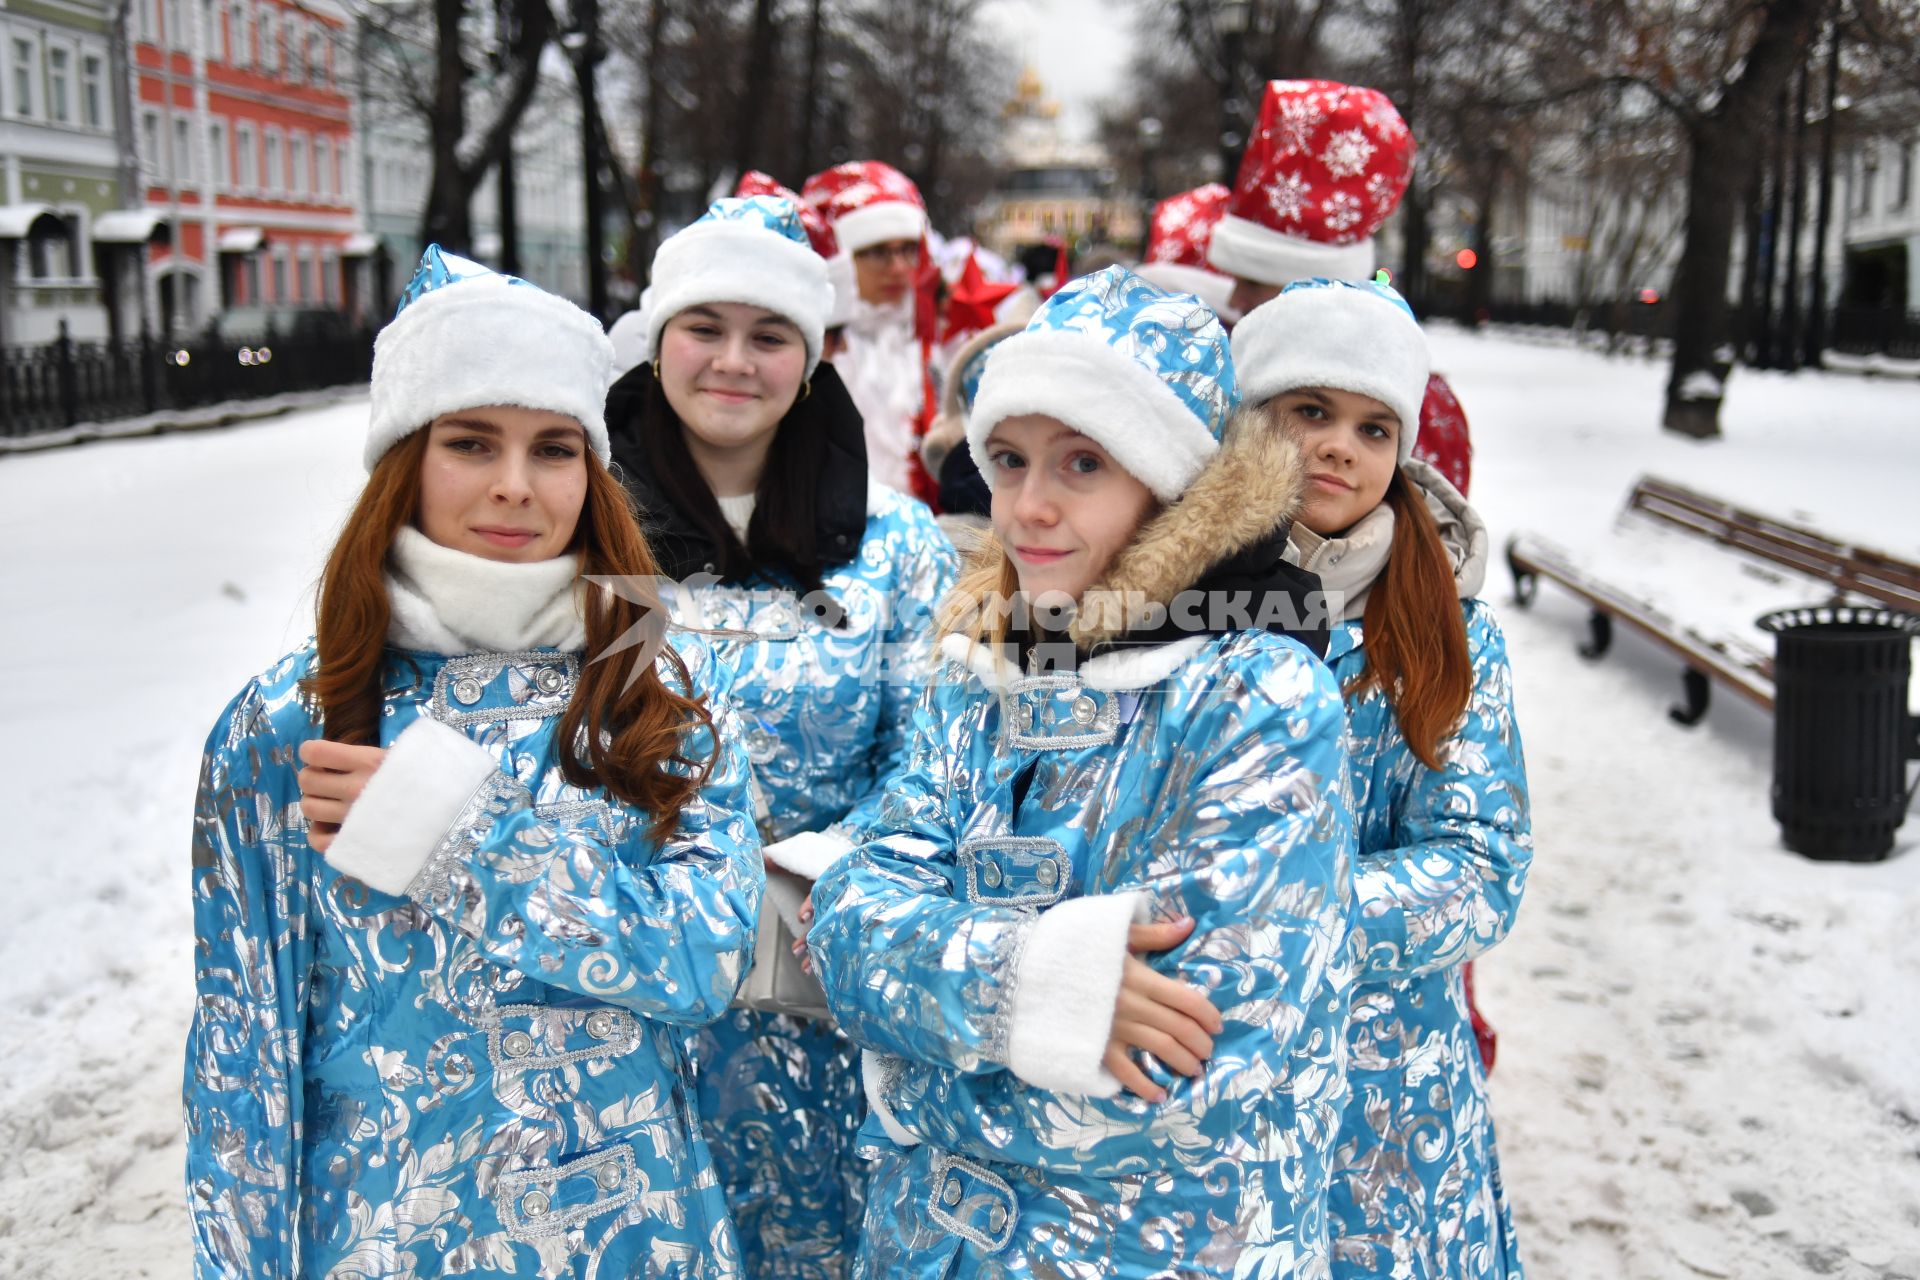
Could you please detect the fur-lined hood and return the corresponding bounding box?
[922,321,1024,478]
[940,402,1317,684]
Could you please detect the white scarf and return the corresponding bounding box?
[1288,506,1396,624]
[1284,458,1490,625]
[385,526,586,655]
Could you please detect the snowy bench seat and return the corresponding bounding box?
[1507,476,1920,725]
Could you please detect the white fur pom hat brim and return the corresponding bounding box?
[1231,280,1430,462]
[1207,212,1375,288]
[647,218,833,375]
[968,329,1221,503]
[367,275,613,471]
[831,201,926,256]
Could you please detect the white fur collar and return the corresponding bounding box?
[936,631,1211,694]
[386,526,586,655]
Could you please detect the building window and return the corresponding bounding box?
[202,0,224,61]
[47,48,69,124]
[232,0,251,67]
[210,119,228,189]
[309,29,326,85]
[141,109,163,178]
[259,6,276,73]
[290,133,306,195]
[322,247,339,305]
[339,136,353,200]
[1899,143,1914,211]
[12,38,35,118]
[164,0,185,50]
[81,54,103,127]
[242,253,261,303]
[173,116,194,182]
[315,136,332,198]
[236,122,255,188]
[298,246,315,301]
[264,129,281,193]
[1859,151,1879,217]
[271,247,288,300]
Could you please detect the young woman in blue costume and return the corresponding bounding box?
[184,247,764,1278]
[806,266,1357,1278]
[604,196,958,1280]
[1233,278,1532,1279]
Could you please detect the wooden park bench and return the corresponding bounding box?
[1507,476,1920,725]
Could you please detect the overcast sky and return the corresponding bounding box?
[979,0,1137,142]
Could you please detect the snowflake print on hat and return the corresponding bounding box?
[1208,79,1415,287]
[1321,128,1377,180]
[800,161,928,256]
[1147,184,1230,266]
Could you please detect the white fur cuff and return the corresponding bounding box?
[1004,891,1143,1097]
[862,1050,922,1147]
[1205,211,1375,289]
[324,717,503,896]
[762,828,855,882]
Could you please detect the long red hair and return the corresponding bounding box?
[305,432,714,842]
[1351,468,1472,770]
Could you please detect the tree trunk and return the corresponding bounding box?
[421,0,473,252]
[633,0,667,279]
[732,0,779,177]
[1736,156,1766,362]
[1803,16,1839,369]
[1464,158,1498,325]
[1402,182,1431,314]
[1662,0,1821,440]
[796,0,823,178]
[1755,87,1788,368]
[1780,54,1810,370]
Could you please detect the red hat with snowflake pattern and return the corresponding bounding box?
[736,170,838,258]
[800,161,928,257]
[1207,80,1414,287]
[1147,184,1231,267]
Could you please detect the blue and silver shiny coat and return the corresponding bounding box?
[183,635,761,1278]
[1309,466,1531,1280]
[673,482,958,1279]
[808,418,1361,1279]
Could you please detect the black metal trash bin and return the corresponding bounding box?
[1756,605,1920,861]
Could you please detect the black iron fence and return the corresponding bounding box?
[1828,307,1920,361]
[2,318,374,441]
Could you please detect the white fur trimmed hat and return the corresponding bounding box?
[968,266,1237,503]
[367,245,614,471]
[646,195,834,376]
[801,161,928,256]
[1230,277,1431,462]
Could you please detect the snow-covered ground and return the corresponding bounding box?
[0,331,1916,1277]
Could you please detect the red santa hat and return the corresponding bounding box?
[1136,183,1234,316]
[1207,80,1414,287]
[736,170,838,257]
[800,161,928,256]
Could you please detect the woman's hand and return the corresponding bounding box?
[297,740,388,854]
[1102,917,1223,1103]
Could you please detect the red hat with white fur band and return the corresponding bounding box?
[1207,80,1414,287]
[800,161,928,256]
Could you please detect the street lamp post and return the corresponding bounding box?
[1138,116,1162,258]
[1217,0,1251,184]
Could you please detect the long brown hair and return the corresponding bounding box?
[1351,468,1472,770]
[307,432,714,842]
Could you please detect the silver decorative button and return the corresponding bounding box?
[982,863,1003,888]
[988,1204,1008,1233]
[942,1177,963,1207]
[452,676,484,705]
[1036,861,1057,886]
[535,666,566,695]
[597,1162,623,1191]
[1014,703,1033,731]
[586,1011,615,1040]
[1070,694,1098,725]
[521,1189,550,1218]
[502,1030,534,1058]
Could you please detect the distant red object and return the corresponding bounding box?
[1455,248,1478,270]
[1638,287,1662,305]
[1412,372,1472,496]
[1465,962,1497,1074]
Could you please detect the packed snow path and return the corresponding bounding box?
[1,328,1915,1277]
